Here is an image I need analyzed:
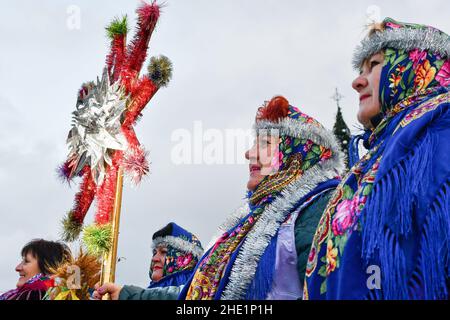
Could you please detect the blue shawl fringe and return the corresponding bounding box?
[361,108,450,299]
[244,236,278,300]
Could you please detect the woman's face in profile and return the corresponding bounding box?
[245,134,281,191]
[352,52,384,129]
[15,253,41,288]
[150,245,168,282]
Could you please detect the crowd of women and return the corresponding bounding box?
[2,17,449,300]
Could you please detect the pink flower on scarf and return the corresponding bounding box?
[176,256,185,267]
[332,197,360,236]
[386,22,402,29]
[303,139,314,153]
[285,137,292,146]
[409,49,427,69]
[332,200,353,236]
[183,254,193,266]
[270,149,282,172]
[436,61,450,87]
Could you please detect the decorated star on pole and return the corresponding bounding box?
[58,2,173,260]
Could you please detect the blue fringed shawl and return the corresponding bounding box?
[305,90,450,300]
[362,94,450,299]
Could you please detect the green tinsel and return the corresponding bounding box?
[61,211,83,242]
[82,223,113,257]
[106,16,128,40]
[148,55,173,88]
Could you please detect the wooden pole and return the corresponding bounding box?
[101,167,124,300]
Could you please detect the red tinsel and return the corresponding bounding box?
[122,126,140,150]
[110,35,127,83]
[123,76,158,127]
[119,69,140,97]
[106,45,116,79]
[72,168,96,224]
[95,151,123,225]
[125,2,160,74]
[93,2,161,226]
[61,2,166,240]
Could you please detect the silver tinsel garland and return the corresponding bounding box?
[353,27,450,69]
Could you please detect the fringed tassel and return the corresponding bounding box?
[361,128,437,299]
[366,287,384,300]
[412,181,450,299]
[244,236,277,300]
[122,76,158,126]
[125,2,160,74]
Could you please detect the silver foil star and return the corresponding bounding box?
[66,69,129,185]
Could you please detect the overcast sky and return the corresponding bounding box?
[1,0,449,292]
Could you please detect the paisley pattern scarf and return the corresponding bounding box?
[183,105,341,300]
[305,18,450,300]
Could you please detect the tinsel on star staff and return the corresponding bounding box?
[45,249,101,300]
[59,1,172,258]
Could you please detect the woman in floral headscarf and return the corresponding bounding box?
[305,18,450,300]
[94,96,345,300]
[147,222,204,289]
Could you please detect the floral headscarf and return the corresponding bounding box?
[183,97,344,300]
[353,18,450,115]
[149,223,203,284]
[250,105,335,205]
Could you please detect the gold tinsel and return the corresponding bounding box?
[46,248,101,300]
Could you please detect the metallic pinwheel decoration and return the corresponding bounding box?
[66,70,128,186]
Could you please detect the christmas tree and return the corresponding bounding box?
[331,88,351,167]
